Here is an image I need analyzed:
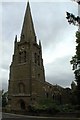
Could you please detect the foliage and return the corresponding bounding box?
[66,12,80,26]
[28,98,60,114]
[59,104,76,112]
[66,0,80,105]
[2,91,8,107]
[71,90,78,105]
[70,31,80,105]
[28,98,77,114]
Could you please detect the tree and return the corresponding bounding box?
[2,90,8,107]
[66,0,80,105]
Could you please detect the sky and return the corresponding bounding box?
[1,0,78,91]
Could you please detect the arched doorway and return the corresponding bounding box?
[19,99,25,110]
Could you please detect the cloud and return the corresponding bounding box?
[45,56,75,88]
[31,2,77,49]
[2,2,78,91]
[2,2,26,37]
[1,69,9,91]
[2,0,73,2]
[2,81,8,91]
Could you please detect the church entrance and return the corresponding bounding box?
[19,99,25,110]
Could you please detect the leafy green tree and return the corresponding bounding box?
[66,0,80,105]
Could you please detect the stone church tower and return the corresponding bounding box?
[8,2,45,111]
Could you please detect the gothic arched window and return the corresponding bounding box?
[19,83,25,93]
[34,53,40,66]
[19,52,21,63]
[24,51,26,62]
[38,55,40,66]
[19,51,26,63]
[34,53,37,63]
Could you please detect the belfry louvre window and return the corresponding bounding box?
[34,53,40,66]
[19,51,26,63]
[38,55,40,65]
[24,51,26,62]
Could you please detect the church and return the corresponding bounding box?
[8,2,68,112]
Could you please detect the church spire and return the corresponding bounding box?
[21,2,36,42]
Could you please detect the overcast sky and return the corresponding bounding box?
[1,0,78,91]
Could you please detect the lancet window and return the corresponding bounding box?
[34,53,37,63]
[19,51,26,63]
[38,55,40,66]
[34,53,40,66]
[19,83,25,93]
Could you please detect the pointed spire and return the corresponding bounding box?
[21,2,36,42]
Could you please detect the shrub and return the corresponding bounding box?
[28,98,60,114]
